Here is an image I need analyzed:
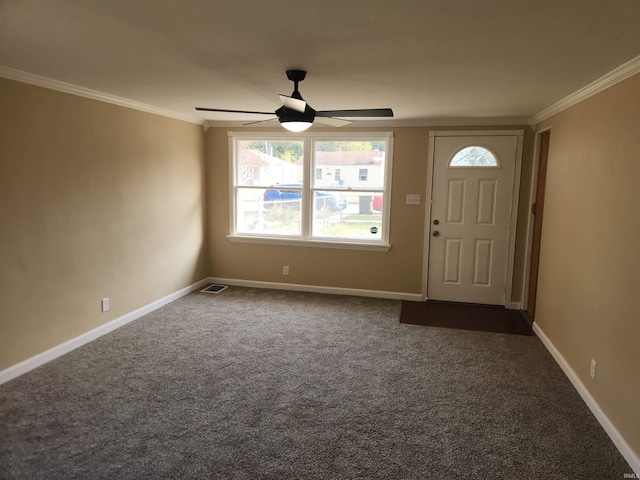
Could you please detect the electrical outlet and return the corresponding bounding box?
[590,359,597,380]
[101,298,110,312]
[283,266,290,276]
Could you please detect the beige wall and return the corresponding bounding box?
[0,78,209,370]
[207,127,429,294]
[535,73,640,456]
[206,125,534,300]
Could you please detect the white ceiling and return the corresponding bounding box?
[2,0,640,127]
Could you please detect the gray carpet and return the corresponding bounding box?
[0,287,632,479]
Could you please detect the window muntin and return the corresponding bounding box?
[230,133,393,247]
[449,146,499,168]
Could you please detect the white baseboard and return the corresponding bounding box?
[208,277,423,302]
[0,278,210,386]
[533,323,640,475]
[508,302,522,310]
[1,277,416,386]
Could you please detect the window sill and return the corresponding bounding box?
[227,235,391,252]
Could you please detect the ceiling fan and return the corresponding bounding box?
[196,70,393,132]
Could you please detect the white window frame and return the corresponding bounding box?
[227,131,393,251]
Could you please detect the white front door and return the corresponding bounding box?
[427,133,520,305]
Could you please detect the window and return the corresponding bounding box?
[229,132,393,250]
[449,146,499,167]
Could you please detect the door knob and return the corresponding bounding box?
[432,231,440,237]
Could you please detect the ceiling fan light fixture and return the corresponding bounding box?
[280,120,313,132]
[276,104,315,132]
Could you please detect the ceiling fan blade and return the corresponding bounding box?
[243,118,278,126]
[278,95,307,113]
[316,108,394,118]
[314,117,352,127]
[195,107,274,115]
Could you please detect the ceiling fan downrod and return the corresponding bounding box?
[286,70,307,100]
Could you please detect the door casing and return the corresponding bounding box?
[421,130,525,307]
[522,127,551,314]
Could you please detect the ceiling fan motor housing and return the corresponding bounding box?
[276,104,315,123]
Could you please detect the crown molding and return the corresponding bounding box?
[0,65,204,126]
[531,54,640,125]
[5,55,639,131]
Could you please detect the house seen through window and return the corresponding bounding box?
[230,132,393,248]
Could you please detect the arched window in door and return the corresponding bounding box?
[449,146,499,167]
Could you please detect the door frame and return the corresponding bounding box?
[421,129,525,307]
[522,127,551,313]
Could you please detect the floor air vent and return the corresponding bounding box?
[200,284,229,294]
